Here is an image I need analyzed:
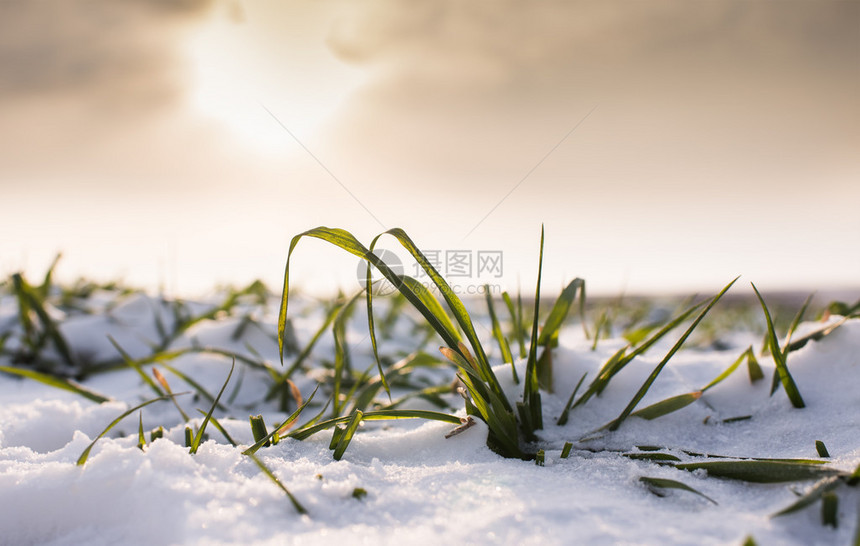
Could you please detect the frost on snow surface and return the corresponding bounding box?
[1,290,859,546]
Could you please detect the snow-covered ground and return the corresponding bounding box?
[1,289,859,545]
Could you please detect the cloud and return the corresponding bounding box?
[322,0,859,185]
[0,0,214,105]
[0,0,223,187]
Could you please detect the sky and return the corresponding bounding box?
[1,0,858,299]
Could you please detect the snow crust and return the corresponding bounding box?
[1,292,859,545]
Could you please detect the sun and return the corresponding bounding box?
[181,8,364,154]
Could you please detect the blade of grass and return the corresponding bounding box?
[12,273,75,366]
[485,288,517,383]
[537,277,587,347]
[752,283,805,408]
[77,393,187,465]
[0,365,112,404]
[557,372,587,426]
[189,360,234,454]
[502,291,527,359]
[243,385,319,455]
[108,336,164,397]
[247,453,307,515]
[606,278,738,431]
[675,460,840,483]
[523,225,545,433]
[772,476,842,517]
[196,410,237,447]
[639,476,717,504]
[137,412,145,451]
[332,409,363,460]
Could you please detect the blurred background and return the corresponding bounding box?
[1,0,857,299]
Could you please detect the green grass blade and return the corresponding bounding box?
[332,291,362,415]
[332,409,363,460]
[557,372,587,426]
[196,410,237,446]
[607,278,738,431]
[752,283,805,408]
[243,385,320,455]
[485,288,516,382]
[523,225,545,432]
[288,409,461,441]
[783,293,814,357]
[574,299,707,409]
[0,365,112,404]
[282,300,341,379]
[160,363,226,411]
[247,453,307,515]
[822,492,838,528]
[137,412,145,450]
[108,336,164,397]
[502,291,527,359]
[675,460,840,483]
[561,442,573,459]
[77,393,185,465]
[630,392,702,421]
[815,440,830,458]
[537,277,586,346]
[744,346,764,383]
[771,476,842,517]
[12,273,75,367]
[189,360,234,454]
[639,476,717,504]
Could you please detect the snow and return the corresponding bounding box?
[1,290,859,545]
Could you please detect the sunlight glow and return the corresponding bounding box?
[182,12,362,154]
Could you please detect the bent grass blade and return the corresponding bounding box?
[639,476,717,504]
[605,278,738,431]
[752,284,805,408]
[0,366,112,404]
[77,393,188,465]
[247,453,308,515]
[189,360,234,454]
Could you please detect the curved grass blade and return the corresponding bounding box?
[108,336,164,397]
[12,272,75,367]
[280,227,463,398]
[630,341,755,422]
[626,452,682,462]
[77,393,186,465]
[287,409,461,442]
[752,283,805,408]
[485,288,516,383]
[503,291,527,359]
[242,385,320,455]
[772,476,842,517]
[537,277,587,346]
[247,453,307,515]
[196,410,237,447]
[630,392,702,421]
[332,290,362,415]
[332,409,363,460]
[675,460,840,483]
[282,300,342,379]
[189,360,234,454]
[160,362,226,411]
[523,225,545,433]
[0,365,112,404]
[574,300,707,410]
[640,476,717,504]
[606,278,738,431]
[557,372,587,426]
